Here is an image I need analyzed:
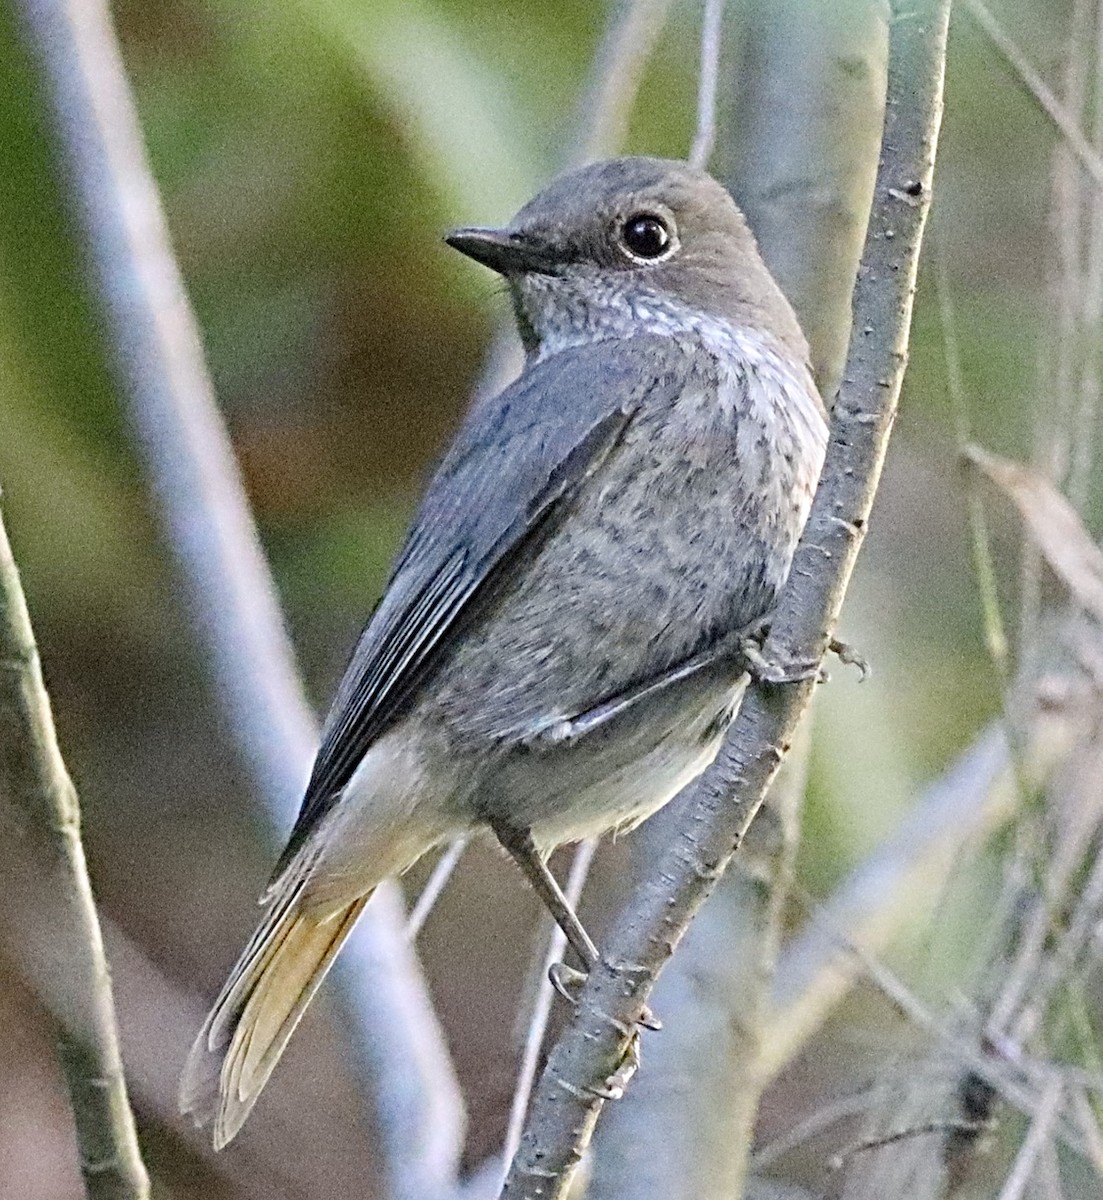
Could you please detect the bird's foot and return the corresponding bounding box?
[547,962,662,1031]
[738,624,871,686]
[587,1029,641,1100]
[738,627,824,686]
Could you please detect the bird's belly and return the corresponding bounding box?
[479,668,746,851]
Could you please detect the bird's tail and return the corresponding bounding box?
[180,874,370,1148]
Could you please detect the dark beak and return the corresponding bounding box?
[445,226,558,276]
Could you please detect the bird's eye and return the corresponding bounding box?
[620,213,674,261]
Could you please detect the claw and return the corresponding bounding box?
[829,637,871,680]
[738,634,824,686]
[547,962,662,1030]
[548,961,586,1003]
[587,1030,641,1100]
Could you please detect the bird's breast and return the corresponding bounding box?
[425,335,826,756]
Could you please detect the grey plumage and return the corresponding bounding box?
[181,156,829,1146]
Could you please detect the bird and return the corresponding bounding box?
[180,155,828,1148]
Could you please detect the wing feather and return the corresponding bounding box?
[271,337,681,876]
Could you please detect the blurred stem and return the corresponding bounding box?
[965,0,1103,191]
[502,1,949,1195]
[717,0,889,400]
[567,0,675,167]
[1070,0,1103,512]
[589,6,886,1197]
[471,0,674,406]
[936,249,1011,682]
[1023,0,1092,676]
[688,0,726,170]
[12,1,465,1196]
[761,710,1075,1080]
[0,505,149,1200]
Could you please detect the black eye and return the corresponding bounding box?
[621,213,673,260]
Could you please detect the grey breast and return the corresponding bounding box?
[422,332,821,829]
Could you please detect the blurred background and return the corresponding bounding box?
[1,0,1099,1197]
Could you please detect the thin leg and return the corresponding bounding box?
[490,820,599,969]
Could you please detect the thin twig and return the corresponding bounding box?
[937,249,1011,679]
[1023,0,1092,673]
[689,0,726,169]
[11,1,465,1195]
[471,0,675,408]
[499,2,952,1195]
[1069,0,1103,510]
[995,1074,1064,1200]
[500,842,598,1191]
[569,0,676,168]
[0,505,149,1200]
[966,0,1103,192]
[407,838,469,939]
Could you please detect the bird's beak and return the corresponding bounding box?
[445,227,558,276]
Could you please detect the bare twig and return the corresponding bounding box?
[966,0,1103,192]
[995,1074,1064,1200]
[0,505,149,1200]
[1069,0,1103,510]
[407,838,469,939]
[689,0,726,169]
[568,0,676,168]
[1024,0,1093,666]
[499,2,951,1195]
[470,0,675,408]
[937,253,1011,677]
[12,0,464,1195]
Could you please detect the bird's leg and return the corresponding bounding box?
[490,819,599,969]
[491,819,662,1031]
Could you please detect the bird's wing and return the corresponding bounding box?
[272,335,681,877]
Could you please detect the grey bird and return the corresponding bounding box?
[180,155,829,1147]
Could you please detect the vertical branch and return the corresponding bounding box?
[471,0,675,408]
[589,6,887,1197]
[12,1,465,1196]
[567,0,676,168]
[0,506,149,1200]
[688,0,727,170]
[501,0,950,1193]
[718,0,889,401]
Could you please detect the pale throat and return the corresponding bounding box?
[517,272,829,472]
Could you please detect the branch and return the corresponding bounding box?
[567,0,676,167]
[500,2,952,1194]
[965,0,1103,193]
[12,1,464,1195]
[0,504,149,1200]
[469,0,675,408]
[719,0,889,399]
[585,8,891,1194]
